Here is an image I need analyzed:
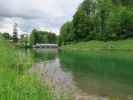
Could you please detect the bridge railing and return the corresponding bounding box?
[33,44,58,48]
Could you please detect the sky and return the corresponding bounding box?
[0,0,83,35]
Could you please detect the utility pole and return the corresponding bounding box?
[12,23,18,42]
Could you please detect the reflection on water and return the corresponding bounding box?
[30,58,76,99]
[29,49,133,100]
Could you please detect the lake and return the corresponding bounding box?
[27,49,133,100]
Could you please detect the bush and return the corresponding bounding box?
[106,7,133,39]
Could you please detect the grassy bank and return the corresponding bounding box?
[0,39,53,100]
[61,39,133,51]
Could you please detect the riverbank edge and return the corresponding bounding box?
[60,39,133,52]
[0,39,55,100]
[60,47,133,52]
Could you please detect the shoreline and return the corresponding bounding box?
[60,39,133,52]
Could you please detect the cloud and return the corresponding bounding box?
[0,0,83,35]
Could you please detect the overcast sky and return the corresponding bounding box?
[0,0,83,35]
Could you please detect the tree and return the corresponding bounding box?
[95,0,113,40]
[30,29,57,45]
[106,7,133,39]
[79,0,93,16]
[60,0,133,43]
[112,0,133,7]
[47,33,57,44]
[60,21,74,44]
[30,29,38,45]
[73,8,93,41]
[2,33,11,40]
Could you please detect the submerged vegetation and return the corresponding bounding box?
[59,50,133,96]
[0,38,53,100]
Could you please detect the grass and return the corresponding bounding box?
[60,39,133,97]
[60,39,133,81]
[61,39,133,51]
[0,38,53,100]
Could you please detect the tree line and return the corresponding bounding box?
[0,29,58,47]
[60,0,133,45]
[30,29,57,45]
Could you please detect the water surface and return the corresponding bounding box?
[28,49,133,100]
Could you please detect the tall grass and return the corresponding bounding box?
[61,39,133,51]
[0,38,53,100]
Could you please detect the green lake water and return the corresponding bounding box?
[28,49,133,100]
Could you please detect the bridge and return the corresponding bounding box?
[33,43,58,48]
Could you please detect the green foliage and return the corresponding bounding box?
[61,39,133,51]
[112,0,133,7]
[73,8,93,41]
[19,35,30,48]
[30,29,48,45]
[60,0,133,44]
[79,0,93,16]
[30,29,57,45]
[60,22,74,44]
[107,7,133,39]
[47,33,57,44]
[0,32,12,40]
[57,36,63,46]
[2,32,11,40]
[0,39,53,100]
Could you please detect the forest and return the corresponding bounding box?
[60,0,133,44]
